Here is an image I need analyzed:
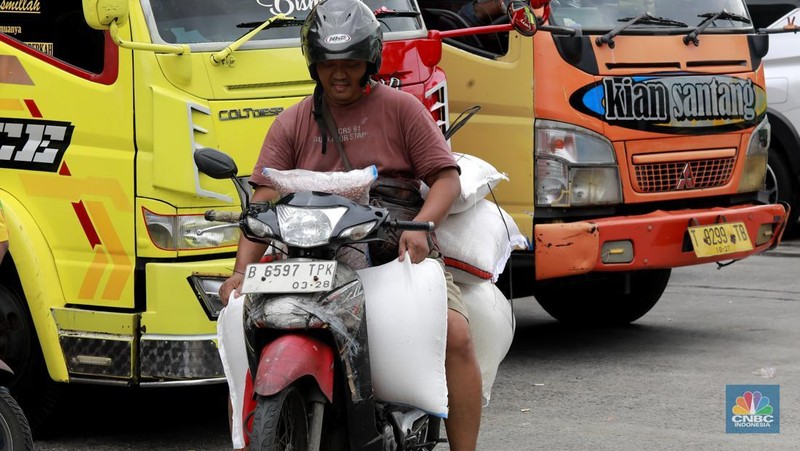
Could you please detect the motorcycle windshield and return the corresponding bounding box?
[549,0,752,32]
[141,0,426,48]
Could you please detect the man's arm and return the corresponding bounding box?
[398,167,460,263]
[418,167,461,228]
[218,185,280,304]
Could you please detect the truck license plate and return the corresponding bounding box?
[687,222,753,258]
[241,261,337,294]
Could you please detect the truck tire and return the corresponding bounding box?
[0,387,33,451]
[0,285,62,435]
[766,150,799,233]
[532,269,671,325]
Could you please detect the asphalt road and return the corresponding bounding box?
[33,232,800,450]
[466,237,800,450]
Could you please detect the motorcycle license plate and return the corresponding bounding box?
[241,261,337,294]
[687,222,753,258]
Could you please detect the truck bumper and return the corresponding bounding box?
[51,258,234,384]
[534,203,788,280]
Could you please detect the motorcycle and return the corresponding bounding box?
[195,148,444,450]
[0,359,33,451]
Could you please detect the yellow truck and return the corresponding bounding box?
[0,0,448,428]
[419,0,789,323]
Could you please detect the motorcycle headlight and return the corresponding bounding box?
[338,221,377,241]
[276,205,347,247]
[535,120,622,207]
[246,216,275,238]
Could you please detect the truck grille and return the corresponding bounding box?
[633,157,735,193]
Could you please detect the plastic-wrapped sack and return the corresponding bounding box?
[357,255,449,417]
[421,153,508,214]
[218,293,248,449]
[459,281,515,406]
[437,199,528,284]
[262,165,378,204]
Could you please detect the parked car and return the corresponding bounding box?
[746,0,800,231]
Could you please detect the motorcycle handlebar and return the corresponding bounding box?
[204,210,241,223]
[392,220,435,232]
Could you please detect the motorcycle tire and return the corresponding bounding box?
[250,386,309,451]
[0,387,33,451]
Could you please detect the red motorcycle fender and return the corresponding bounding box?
[243,370,256,447]
[254,334,335,402]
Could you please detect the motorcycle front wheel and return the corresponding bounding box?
[250,386,309,451]
[0,387,33,451]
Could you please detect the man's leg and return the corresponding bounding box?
[444,309,482,451]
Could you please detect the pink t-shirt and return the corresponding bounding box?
[249,83,458,188]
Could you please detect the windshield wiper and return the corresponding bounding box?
[237,18,305,29]
[212,14,304,66]
[372,7,421,18]
[684,10,751,46]
[596,13,688,48]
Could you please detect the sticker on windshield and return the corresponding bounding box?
[257,0,318,16]
[570,75,767,134]
[324,34,352,44]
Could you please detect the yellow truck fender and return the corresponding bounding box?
[0,193,69,382]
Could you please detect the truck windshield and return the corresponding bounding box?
[550,0,751,32]
[143,0,424,46]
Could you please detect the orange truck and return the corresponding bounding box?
[419,0,789,323]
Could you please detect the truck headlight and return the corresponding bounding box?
[738,118,770,193]
[535,120,622,207]
[144,209,240,250]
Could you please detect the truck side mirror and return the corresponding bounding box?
[82,0,187,54]
[507,1,538,36]
[82,0,129,30]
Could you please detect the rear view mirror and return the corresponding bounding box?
[82,0,129,30]
[507,1,538,36]
[194,148,249,210]
[194,148,238,180]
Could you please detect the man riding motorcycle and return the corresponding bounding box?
[218,0,482,449]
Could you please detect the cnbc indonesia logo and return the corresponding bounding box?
[733,391,773,424]
[727,386,779,433]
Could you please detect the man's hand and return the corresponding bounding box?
[219,272,245,306]
[398,230,430,263]
[218,185,278,307]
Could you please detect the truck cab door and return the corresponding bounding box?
[0,0,137,309]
